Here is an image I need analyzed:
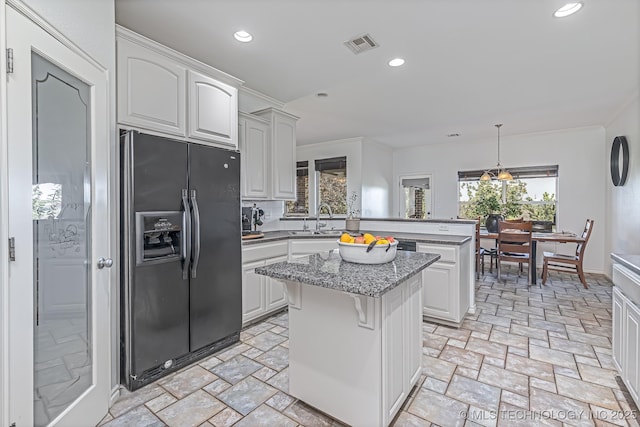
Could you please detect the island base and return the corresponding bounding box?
[284,274,423,427]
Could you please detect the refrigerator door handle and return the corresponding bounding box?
[182,189,192,280]
[190,189,201,278]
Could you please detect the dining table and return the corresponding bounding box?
[479,230,586,284]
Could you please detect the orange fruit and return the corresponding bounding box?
[340,233,354,243]
[363,233,376,245]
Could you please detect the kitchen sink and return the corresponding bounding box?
[288,230,343,236]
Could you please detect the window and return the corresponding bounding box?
[458,165,558,224]
[285,161,309,215]
[315,156,347,215]
[399,175,432,219]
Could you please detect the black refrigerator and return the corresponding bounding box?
[120,130,241,390]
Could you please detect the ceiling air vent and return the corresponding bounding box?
[344,33,379,54]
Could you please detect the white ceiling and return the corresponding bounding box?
[115,0,639,149]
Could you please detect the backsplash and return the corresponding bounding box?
[241,200,284,231]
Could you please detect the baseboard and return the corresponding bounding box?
[110,384,122,407]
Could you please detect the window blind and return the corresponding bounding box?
[314,156,346,172]
[458,165,558,182]
[401,177,430,188]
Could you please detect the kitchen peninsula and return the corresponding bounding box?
[256,250,440,427]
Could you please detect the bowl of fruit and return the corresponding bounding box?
[337,232,398,264]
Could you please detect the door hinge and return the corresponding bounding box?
[8,237,15,261]
[6,48,14,74]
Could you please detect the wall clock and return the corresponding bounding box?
[610,135,629,186]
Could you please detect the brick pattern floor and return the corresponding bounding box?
[99,267,640,427]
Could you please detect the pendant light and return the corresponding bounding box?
[480,124,513,181]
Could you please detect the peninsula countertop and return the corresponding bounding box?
[611,253,640,277]
[255,250,440,297]
[242,230,471,246]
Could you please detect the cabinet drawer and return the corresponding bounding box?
[243,241,288,264]
[417,244,457,263]
[289,239,338,256]
[613,264,640,307]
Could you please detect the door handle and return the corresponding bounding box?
[182,189,192,280]
[97,257,113,269]
[190,189,201,278]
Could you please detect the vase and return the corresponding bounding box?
[485,214,503,233]
[345,218,360,233]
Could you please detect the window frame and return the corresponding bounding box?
[457,165,558,225]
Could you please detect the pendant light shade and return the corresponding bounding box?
[480,123,512,181]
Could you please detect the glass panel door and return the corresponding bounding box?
[31,53,92,426]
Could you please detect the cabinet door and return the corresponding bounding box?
[266,255,289,311]
[421,262,457,321]
[271,114,297,199]
[624,300,640,405]
[612,287,625,372]
[242,260,266,324]
[188,70,238,147]
[406,275,423,386]
[382,285,406,423]
[239,116,269,198]
[117,37,186,136]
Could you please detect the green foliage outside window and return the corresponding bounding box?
[459,180,556,223]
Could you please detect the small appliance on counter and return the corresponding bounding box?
[241,204,265,239]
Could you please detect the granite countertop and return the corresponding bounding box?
[242,230,471,246]
[255,250,440,297]
[611,253,640,276]
[279,217,477,224]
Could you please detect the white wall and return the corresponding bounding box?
[19,0,119,394]
[605,97,640,276]
[393,126,607,273]
[361,140,393,217]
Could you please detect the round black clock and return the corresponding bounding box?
[610,135,629,186]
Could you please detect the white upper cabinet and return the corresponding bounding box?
[188,70,237,146]
[253,108,299,200]
[116,26,241,149]
[239,112,269,198]
[117,36,186,136]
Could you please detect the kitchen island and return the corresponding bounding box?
[256,250,440,427]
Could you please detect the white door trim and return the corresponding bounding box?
[1,1,10,425]
[2,1,112,425]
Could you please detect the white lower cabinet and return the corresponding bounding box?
[265,258,288,311]
[417,242,471,325]
[242,242,288,326]
[613,287,625,372]
[242,260,266,322]
[625,300,640,404]
[612,264,640,408]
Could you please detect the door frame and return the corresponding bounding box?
[1,1,113,425]
[1,1,10,425]
[398,173,433,219]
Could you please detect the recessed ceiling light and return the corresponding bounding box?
[388,58,405,67]
[553,2,583,18]
[233,30,253,42]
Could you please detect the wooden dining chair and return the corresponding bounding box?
[497,220,533,284]
[475,218,485,279]
[541,219,594,289]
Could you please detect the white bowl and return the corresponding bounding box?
[337,240,398,264]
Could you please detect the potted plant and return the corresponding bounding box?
[471,184,503,232]
[345,191,361,232]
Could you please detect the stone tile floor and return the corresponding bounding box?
[99,267,640,426]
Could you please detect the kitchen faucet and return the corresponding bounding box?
[316,202,333,231]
